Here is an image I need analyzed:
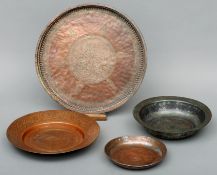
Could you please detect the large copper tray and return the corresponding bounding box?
[7,110,100,154]
[36,5,147,113]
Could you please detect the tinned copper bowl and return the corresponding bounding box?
[133,96,212,139]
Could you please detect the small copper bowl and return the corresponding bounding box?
[7,110,100,154]
[105,136,167,169]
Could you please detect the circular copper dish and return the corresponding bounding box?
[105,136,167,169]
[36,4,147,113]
[133,96,212,139]
[7,110,100,154]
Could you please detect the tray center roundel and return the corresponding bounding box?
[69,35,116,85]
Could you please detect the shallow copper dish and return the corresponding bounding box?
[133,96,212,139]
[36,4,147,113]
[7,110,100,154]
[105,136,167,169]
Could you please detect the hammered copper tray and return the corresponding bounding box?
[36,4,147,113]
[7,110,100,154]
[105,136,167,169]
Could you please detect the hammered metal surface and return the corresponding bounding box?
[105,136,167,169]
[133,96,212,139]
[7,110,100,154]
[36,5,147,113]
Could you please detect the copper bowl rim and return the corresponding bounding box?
[133,96,212,134]
[35,4,147,113]
[104,136,167,169]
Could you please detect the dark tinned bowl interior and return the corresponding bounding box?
[134,96,213,139]
[140,100,206,134]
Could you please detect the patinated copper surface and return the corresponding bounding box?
[105,136,167,169]
[133,96,212,139]
[7,110,100,154]
[36,5,147,113]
